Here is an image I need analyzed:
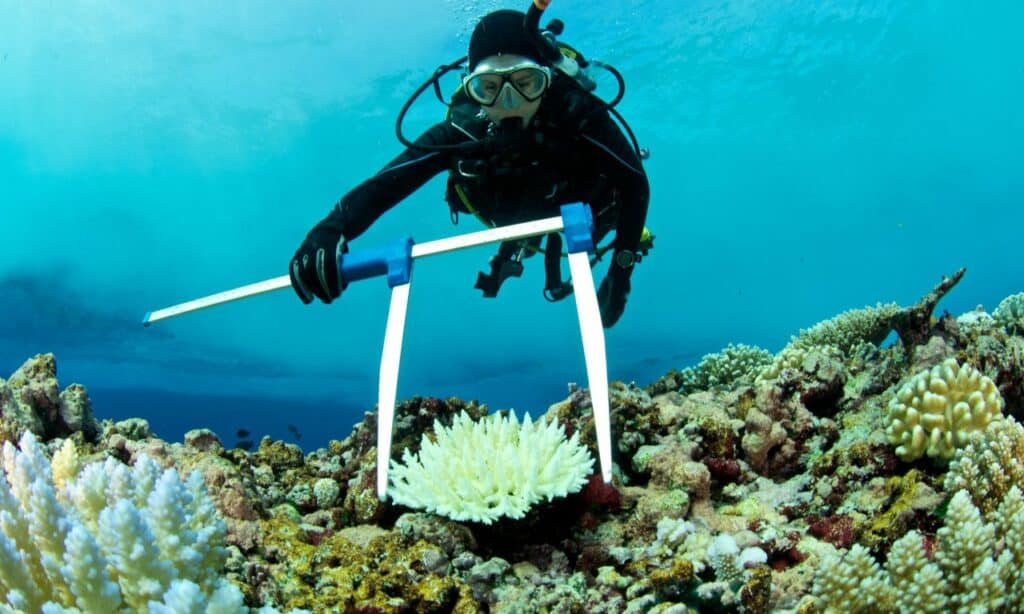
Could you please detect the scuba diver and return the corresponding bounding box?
[289,4,651,328]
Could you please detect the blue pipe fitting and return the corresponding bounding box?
[339,237,415,287]
[561,203,595,253]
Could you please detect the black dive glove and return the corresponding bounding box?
[289,225,348,304]
[598,252,634,328]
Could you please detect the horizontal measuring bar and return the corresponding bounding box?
[411,215,564,258]
[143,214,566,326]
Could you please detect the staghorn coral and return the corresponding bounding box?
[388,410,593,524]
[994,292,1024,335]
[945,416,1024,514]
[885,358,1004,461]
[788,303,900,355]
[677,343,773,393]
[813,487,1024,613]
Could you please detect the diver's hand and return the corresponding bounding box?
[597,260,632,328]
[289,227,348,304]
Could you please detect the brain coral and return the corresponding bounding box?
[885,358,1004,461]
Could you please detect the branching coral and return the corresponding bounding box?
[994,292,1024,336]
[885,358,1004,461]
[813,487,1024,612]
[388,411,594,524]
[0,432,247,612]
[945,416,1024,514]
[678,343,772,393]
[788,303,900,354]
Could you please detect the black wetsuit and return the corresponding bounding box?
[308,75,650,259]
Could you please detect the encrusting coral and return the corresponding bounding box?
[388,410,593,524]
[885,357,1004,461]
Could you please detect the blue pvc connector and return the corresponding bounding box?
[339,237,414,287]
[561,203,595,253]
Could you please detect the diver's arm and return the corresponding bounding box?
[306,122,461,242]
[579,111,650,254]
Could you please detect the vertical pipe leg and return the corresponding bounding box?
[567,252,612,484]
[376,282,411,500]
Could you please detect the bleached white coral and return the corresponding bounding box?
[885,358,1004,461]
[388,411,594,524]
[0,432,245,612]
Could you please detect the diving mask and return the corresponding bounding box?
[463,60,552,107]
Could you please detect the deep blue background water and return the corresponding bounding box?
[3,1,1021,451]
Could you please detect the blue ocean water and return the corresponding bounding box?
[2,0,1021,452]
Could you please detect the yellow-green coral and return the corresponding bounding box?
[945,416,1024,514]
[260,509,476,612]
[860,470,928,550]
[885,358,1004,461]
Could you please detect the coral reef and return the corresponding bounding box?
[4,270,1024,612]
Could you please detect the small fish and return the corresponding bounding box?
[236,428,250,438]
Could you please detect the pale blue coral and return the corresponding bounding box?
[678,343,772,393]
